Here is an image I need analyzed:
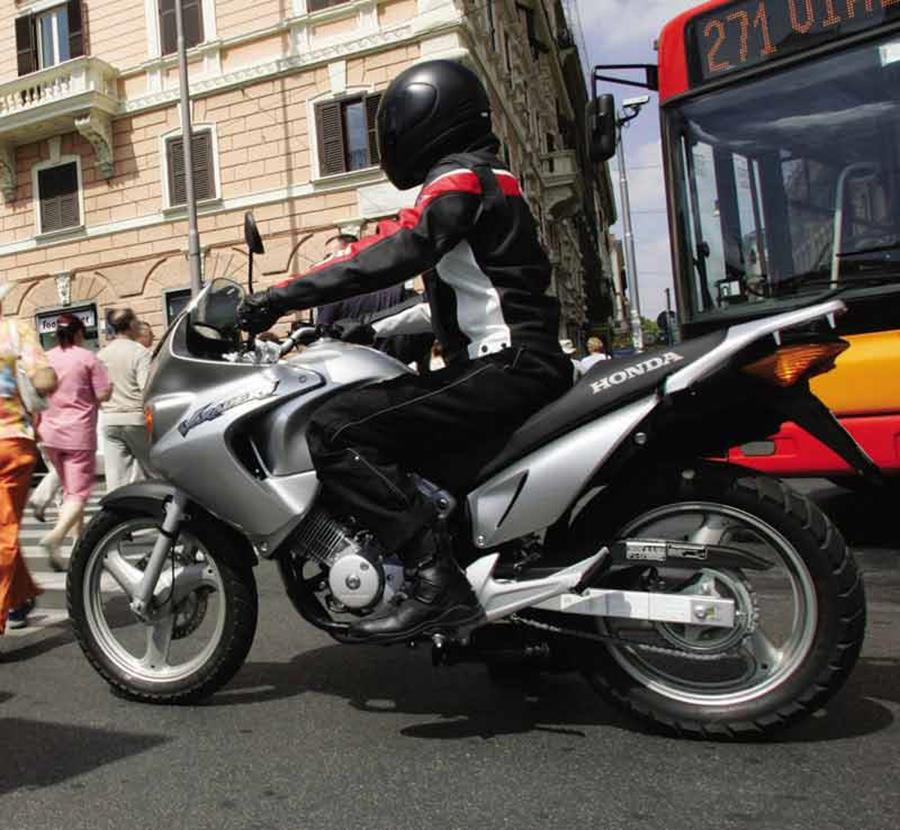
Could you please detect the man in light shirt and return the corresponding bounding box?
[134,321,155,350]
[97,308,152,491]
[580,336,610,372]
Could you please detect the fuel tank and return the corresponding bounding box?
[144,317,410,544]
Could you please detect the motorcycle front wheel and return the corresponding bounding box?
[570,464,865,738]
[67,508,258,704]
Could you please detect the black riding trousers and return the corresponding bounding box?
[306,348,572,558]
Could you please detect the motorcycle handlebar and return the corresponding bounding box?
[277,325,320,357]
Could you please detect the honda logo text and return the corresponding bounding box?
[591,352,685,395]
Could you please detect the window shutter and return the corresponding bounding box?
[67,0,85,59]
[365,94,381,166]
[182,0,204,49]
[158,0,177,55]
[316,102,346,177]
[16,15,37,77]
[39,163,80,233]
[59,189,81,229]
[309,0,352,10]
[191,131,214,201]
[167,136,185,205]
[167,131,214,206]
[160,0,204,56]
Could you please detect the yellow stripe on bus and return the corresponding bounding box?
[812,331,900,417]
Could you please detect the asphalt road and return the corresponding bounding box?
[1,482,898,830]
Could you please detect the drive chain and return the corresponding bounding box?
[509,614,746,663]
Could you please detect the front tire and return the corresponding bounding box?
[68,508,258,704]
[571,464,865,738]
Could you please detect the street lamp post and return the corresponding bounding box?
[616,96,650,352]
[174,0,203,297]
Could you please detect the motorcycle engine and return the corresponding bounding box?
[293,509,403,612]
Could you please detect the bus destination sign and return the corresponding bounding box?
[688,0,900,85]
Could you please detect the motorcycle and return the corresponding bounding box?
[67,218,873,737]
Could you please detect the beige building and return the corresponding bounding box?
[0,0,614,348]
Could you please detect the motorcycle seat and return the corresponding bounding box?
[472,332,725,485]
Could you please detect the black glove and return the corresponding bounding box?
[331,319,376,345]
[237,289,282,334]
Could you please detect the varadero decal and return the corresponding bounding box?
[179,380,280,436]
[590,352,685,395]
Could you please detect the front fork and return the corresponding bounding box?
[129,491,189,620]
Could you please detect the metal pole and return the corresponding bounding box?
[174,0,203,296]
[665,288,673,346]
[616,122,644,351]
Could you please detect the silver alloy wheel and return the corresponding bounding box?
[601,502,818,707]
[82,518,227,685]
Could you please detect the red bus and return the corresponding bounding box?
[599,0,900,483]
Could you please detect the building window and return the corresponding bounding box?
[164,130,216,207]
[16,1,84,76]
[37,161,81,233]
[315,94,381,177]
[158,0,204,57]
[164,288,192,325]
[308,0,353,11]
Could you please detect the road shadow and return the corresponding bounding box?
[778,657,899,743]
[210,643,641,739]
[0,622,75,664]
[807,484,900,550]
[208,644,895,743]
[0,718,167,796]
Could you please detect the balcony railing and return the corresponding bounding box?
[541,150,580,218]
[0,57,120,198]
[0,57,119,136]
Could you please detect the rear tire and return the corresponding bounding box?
[68,508,258,704]
[570,463,865,738]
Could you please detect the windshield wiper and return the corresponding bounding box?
[837,241,900,258]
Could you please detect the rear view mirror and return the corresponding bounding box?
[244,212,265,255]
[588,94,617,164]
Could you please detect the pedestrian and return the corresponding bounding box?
[38,314,111,572]
[134,320,154,350]
[0,281,58,632]
[26,449,62,522]
[580,336,610,372]
[97,308,153,492]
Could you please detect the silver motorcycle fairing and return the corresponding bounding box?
[468,396,659,549]
[467,298,849,550]
[146,321,410,551]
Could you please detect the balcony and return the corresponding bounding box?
[0,57,120,199]
[540,149,581,218]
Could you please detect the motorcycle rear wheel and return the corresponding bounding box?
[571,464,865,738]
[68,508,258,704]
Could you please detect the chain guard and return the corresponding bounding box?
[510,613,751,664]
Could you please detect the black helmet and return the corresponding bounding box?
[377,60,493,191]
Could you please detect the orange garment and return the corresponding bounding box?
[0,437,40,634]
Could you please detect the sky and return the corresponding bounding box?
[574,0,700,320]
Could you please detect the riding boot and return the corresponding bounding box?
[349,524,483,643]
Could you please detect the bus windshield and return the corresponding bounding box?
[666,30,900,325]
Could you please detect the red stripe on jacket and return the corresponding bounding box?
[274,169,521,288]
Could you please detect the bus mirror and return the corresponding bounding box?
[588,94,617,163]
[645,65,659,91]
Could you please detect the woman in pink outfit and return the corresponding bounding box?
[39,314,111,571]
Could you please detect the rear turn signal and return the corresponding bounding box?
[741,341,849,388]
[144,406,154,438]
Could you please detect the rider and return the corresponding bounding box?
[237,60,573,642]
